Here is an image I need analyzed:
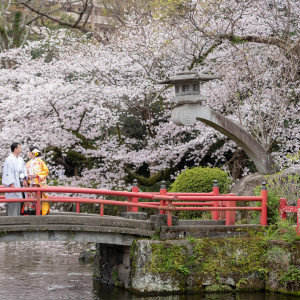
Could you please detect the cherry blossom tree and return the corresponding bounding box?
[0,1,299,189]
[155,0,300,175]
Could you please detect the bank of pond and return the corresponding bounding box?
[93,233,300,297]
[0,234,299,299]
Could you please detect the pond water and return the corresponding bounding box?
[0,241,298,300]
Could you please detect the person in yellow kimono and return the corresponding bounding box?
[24,146,50,215]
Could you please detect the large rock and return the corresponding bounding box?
[94,237,300,296]
[230,174,265,196]
[230,167,300,196]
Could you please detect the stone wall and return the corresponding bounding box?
[94,243,131,288]
[94,237,300,296]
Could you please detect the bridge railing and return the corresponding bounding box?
[279,198,300,235]
[0,182,268,226]
[134,180,268,226]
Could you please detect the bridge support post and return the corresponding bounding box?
[94,243,131,288]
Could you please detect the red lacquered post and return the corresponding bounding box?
[127,196,131,212]
[132,180,139,213]
[260,182,268,226]
[76,203,80,213]
[36,191,41,216]
[225,200,236,225]
[279,198,287,220]
[167,199,173,226]
[212,180,219,220]
[219,201,226,220]
[297,199,300,235]
[100,204,104,216]
[159,181,167,215]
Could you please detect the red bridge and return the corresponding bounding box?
[0,180,268,243]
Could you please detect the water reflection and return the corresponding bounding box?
[0,242,298,300]
[0,241,95,300]
[93,280,299,300]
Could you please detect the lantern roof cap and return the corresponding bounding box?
[158,70,219,85]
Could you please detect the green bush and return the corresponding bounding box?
[253,173,300,225]
[264,218,299,243]
[169,167,231,219]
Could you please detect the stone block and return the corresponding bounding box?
[120,212,147,220]
[159,224,258,239]
[204,284,233,293]
[123,246,131,254]
[118,264,130,287]
[150,214,179,230]
[123,253,131,268]
[293,241,300,265]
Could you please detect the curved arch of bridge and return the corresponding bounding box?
[0,213,155,246]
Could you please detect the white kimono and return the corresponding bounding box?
[2,153,27,216]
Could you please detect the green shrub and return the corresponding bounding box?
[169,167,231,219]
[253,173,300,225]
[264,218,299,243]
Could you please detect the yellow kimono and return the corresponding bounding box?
[26,157,50,215]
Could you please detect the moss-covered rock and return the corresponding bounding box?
[204,283,233,293]
[129,237,267,294]
[265,240,300,294]
[95,235,300,296]
[130,240,187,294]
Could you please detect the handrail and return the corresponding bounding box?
[0,181,268,226]
[0,186,154,199]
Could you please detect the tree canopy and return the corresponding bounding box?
[0,0,299,188]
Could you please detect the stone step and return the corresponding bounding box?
[160,224,262,239]
[0,215,153,231]
[179,219,225,226]
[0,224,155,237]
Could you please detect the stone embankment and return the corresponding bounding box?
[94,225,300,296]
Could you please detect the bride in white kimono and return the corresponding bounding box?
[2,143,27,216]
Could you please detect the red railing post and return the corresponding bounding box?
[260,182,268,226]
[212,180,219,220]
[279,198,287,220]
[225,200,236,225]
[167,198,173,226]
[127,196,132,212]
[100,203,104,217]
[76,203,80,213]
[159,181,167,215]
[36,190,41,216]
[219,201,226,220]
[297,199,300,236]
[127,196,131,212]
[132,179,139,213]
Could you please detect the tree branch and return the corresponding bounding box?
[20,2,107,43]
[218,33,300,56]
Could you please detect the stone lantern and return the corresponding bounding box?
[158,70,217,105]
[158,70,277,174]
